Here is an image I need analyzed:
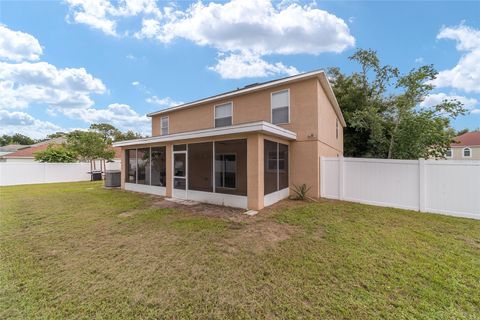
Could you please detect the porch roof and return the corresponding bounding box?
[112,121,296,148]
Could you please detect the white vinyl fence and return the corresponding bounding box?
[320,157,480,220]
[0,161,121,186]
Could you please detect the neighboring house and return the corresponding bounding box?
[0,144,30,157]
[0,137,122,163]
[0,138,66,162]
[113,70,345,210]
[445,131,480,160]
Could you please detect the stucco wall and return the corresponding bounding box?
[151,78,320,141]
[449,146,480,160]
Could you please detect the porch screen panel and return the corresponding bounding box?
[137,148,150,185]
[126,149,136,183]
[264,140,278,195]
[151,146,166,186]
[214,139,247,196]
[188,142,213,192]
[278,143,289,190]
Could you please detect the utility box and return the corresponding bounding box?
[105,170,121,187]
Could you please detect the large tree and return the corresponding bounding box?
[66,130,115,161]
[0,133,37,146]
[328,49,465,159]
[89,123,143,142]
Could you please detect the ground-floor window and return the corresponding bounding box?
[264,140,289,195]
[125,146,166,186]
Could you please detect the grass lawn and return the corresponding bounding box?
[1,182,479,319]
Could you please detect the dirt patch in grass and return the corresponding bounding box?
[223,220,298,253]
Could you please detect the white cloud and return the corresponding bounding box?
[209,51,298,79]
[0,61,106,110]
[433,24,480,93]
[414,57,424,64]
[132,81,140,86]
[0,24,43,62]
[0,109,63,139]
[146,0,355,56]
[146,96,182,108]
[66,0,354,79]
[471,108,480,114]
[0,25,148,137]
[66,0,161,36]
[60,103,150,135]
[420,92,478,109]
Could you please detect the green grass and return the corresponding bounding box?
[1,182,479,319]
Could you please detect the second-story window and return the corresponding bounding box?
[215,102,232,128]
[463,147,471,158]
[271,89,289,124]
[161,116,169,136]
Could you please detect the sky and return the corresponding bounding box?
[0,0,479,139]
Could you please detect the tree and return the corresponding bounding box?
[115,130,143,141]
[328,49,466,159]
[47,132,67,139]
[89,123,143,142]
[0,133,37,146]
[34,145,77,163]
[66,130,115,161]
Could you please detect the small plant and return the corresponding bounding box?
[290,184,311,200]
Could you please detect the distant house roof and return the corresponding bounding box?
[0,144,30,153]
[452,131,480,147]
[1,137,122,159]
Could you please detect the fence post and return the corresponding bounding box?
[419,158,426,212]
[339,156,344,200]
[320,156,324,198]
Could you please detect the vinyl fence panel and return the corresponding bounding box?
[321,157,480,220]
[0,161,121,186]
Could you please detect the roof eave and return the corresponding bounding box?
[146,70,326,117]
[112,121,296,148]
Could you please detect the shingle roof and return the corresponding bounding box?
[452,131,480,147]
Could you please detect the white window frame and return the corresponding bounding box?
[463,147,472,158]
[160,116,169,136]
[445,148,453,158]
[214,102,233,128]
[271,89,290,125]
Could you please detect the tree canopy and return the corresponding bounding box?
[66,130,115,161]
[0,133,37,146]
[329,49,465,159]
[34,145,77,163]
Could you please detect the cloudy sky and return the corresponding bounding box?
[0,0,479,138]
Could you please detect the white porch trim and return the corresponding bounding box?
[113,121,296,148]
[125,183,166,196]
[264,187,290,207]
[185,190,248,209]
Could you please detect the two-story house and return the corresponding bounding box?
[113,70,345,210]
[446,131,480,160]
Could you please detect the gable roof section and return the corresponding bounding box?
[147,70,347,127]
[452,131,480,147]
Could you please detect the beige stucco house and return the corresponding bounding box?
[113,70,345,210]
[446,131,480,160]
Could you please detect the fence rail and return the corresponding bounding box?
[0,161,121,186]
[320,157,480,220]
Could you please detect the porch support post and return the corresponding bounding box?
[165,143,173,197]
[247,134,264,210]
